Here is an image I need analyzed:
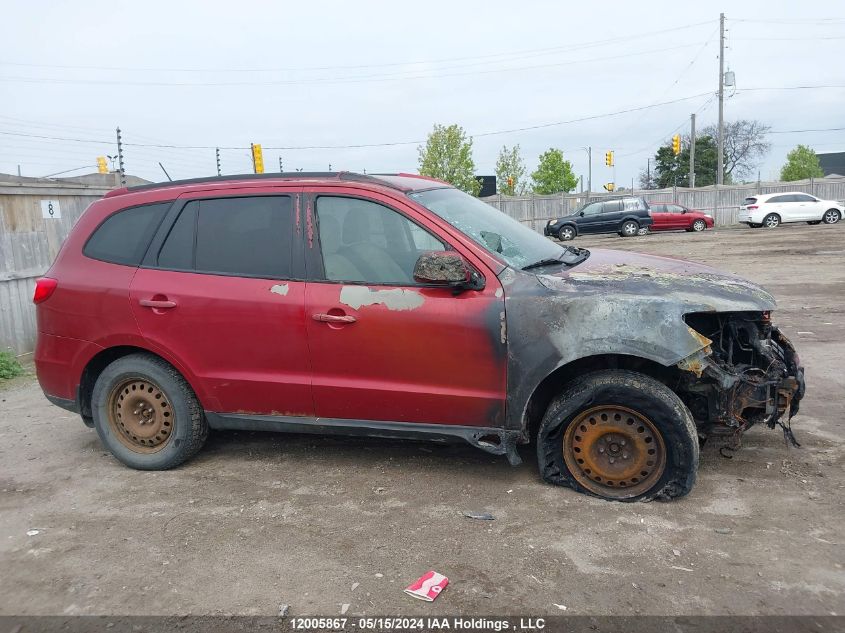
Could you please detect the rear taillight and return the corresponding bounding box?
[33,277,58,304]
[748,205,758,210]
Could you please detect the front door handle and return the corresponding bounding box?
[312,313,356,324]
[139,298,177,309]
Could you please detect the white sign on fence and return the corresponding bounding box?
[40,200,61,219]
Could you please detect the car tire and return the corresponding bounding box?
[692,219,707,232]
[823,209,841,224]
[558,225,575,241]
[762,213,781,228]
[536,369,698,502]
[620,220,639,237]
[91,353,208,470]
[807,221,822,225]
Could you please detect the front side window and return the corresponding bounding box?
[581,202,604,216]
[156,196,293,278]
[410,187,575,270]
[84,202,170,266]
[669,205,686,214]
[793,194,817,202]
[316,196,445,284]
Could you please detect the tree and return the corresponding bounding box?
[651,135,719,188]
[702,119,771,181]
[495,144,527,195]
[530,148,578,194]
[418,124,481,195]
[780,144,824,181]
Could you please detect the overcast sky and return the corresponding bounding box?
[2,1,843,189]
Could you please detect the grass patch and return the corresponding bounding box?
[0,351,24,380]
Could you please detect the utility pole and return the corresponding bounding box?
[116,127,126,186]
[587,146,592,194]
[216,148,221,176]
[716,12,725,186]
[647,158,650,189]
[689,113,696,189]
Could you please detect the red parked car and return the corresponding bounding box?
[34,172,804,502]
[648,203,714,232]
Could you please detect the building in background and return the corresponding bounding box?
[818,152,845,178]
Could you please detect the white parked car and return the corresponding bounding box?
[738,192,843,228]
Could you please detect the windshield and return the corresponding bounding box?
[410,187,577,269]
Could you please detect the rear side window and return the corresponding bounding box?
[603,201,623,213]
[157,196,293,278]
[744,197,757,205]
[83,202,170,266]
[767,195,792,203]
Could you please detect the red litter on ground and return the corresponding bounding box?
[404,571,449,602]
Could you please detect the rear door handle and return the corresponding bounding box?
[139,299,177,309]
[312,313,356,324]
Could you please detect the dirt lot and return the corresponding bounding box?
[1,224,843,618]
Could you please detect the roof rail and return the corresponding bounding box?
[112,171,402,195]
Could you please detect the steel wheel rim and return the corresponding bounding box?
[765,216,779,228]
[693,220,706,231]
[107,377,174,453]
[563,405,667,499]
[825,211,839,223]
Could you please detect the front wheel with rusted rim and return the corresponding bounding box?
[537,370,699,501]
[92,353,207,470]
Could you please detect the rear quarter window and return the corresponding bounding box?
[83,202,171,266]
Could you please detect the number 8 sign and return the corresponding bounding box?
[40,200,62,219]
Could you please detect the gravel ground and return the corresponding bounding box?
[0,223,843,617]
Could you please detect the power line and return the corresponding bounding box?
[0,20,714,75]
[769,126,845,134]
[0,43,708,87]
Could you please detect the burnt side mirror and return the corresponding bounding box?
[413,251,483,291]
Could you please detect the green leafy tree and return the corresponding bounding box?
[495,144,527,195]
[780,144,824,181]
[418,124,481,196]
[652,135,719,188]
[530,148,578,194]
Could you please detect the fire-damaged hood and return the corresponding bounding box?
[499,248,780,431]
[534,248,776,313]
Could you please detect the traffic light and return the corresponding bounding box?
[251,143,264,174]
[603,183,615,192]
[605,150,614,167]
[96,156,108,174]
[671,134,681,156]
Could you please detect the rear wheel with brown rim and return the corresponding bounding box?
[537,370,698,501]
[92,353,207,470]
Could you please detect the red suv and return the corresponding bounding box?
[34,173,804,502]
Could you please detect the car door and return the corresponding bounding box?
[793,193,822,220]
[303,187,507,427]
[600,200,624,232]
[573,201,604,234]
[668,205,690,230]
[130,189,313,416]
[768,194,798,222]
[648,204,670,230]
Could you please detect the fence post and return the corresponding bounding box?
[810,176,815,196]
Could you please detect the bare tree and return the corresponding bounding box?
[703,119,771,182]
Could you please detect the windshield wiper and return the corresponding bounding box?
[522,247,589,270]
[522,257,565,271]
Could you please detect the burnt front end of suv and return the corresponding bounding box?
[677,311,805,445]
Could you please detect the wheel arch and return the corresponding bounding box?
[522,353,682,441]
[78,345,209,421]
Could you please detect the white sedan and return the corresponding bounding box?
[738,192,843,228]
